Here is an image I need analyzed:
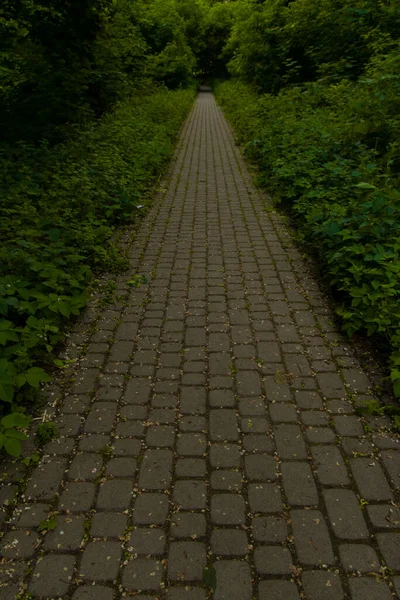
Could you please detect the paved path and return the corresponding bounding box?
[1,93,400,599]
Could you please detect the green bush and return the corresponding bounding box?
[0,87,195,453]
[215,60,400,398]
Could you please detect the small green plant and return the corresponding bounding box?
[39,516,57,533]
[22,452,41,467]
[203,566,217,591]
[98,444,113,460]
[127,275,148,287]
[35,422,58,446]
[0,412,31,457]
[356,399,400,432]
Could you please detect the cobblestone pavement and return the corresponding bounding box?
[1,92,400,599]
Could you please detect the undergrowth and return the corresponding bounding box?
[215,47,400,405]
[0,87,195,454]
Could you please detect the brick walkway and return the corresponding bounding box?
[1,93,399,599]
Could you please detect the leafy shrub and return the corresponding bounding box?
[215,58,400,398]
[0,87,195,454]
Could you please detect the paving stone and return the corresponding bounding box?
[54,413,82,436]
[238,397,265,416]
[301,571,344,600]
[323,489,368,539]
[177,433,207,456]
[376,533,400,570]
[85,403,117,434]
[210,410,239,441]
[244,454,275,482]
[210,389,235,407]
[237,371,262,396]
[210,470,243,491]
[243,434,274,453]
[350,458,394,501]
[367,504,400,528]
[1,530,39,558]
[146,425,175,447]
[175,458,206,478]
[210,444,241,468]
[0,561,25,599]
[79,434,111,452]
[80,541,121,581]
[43,514,84,551]
[210,529,248,556]
[211,494,245,525]
[258,580,301,600]
[348,578,392,600]
[69,453,103,480]
[380,450,400,489]
[213,560,252,600]
[317,373,345,398]
[291,510,335,565]
[281,462,318,506]
[16,503,50,527]
[113,438,142,456]
[122,558,164,590]
[254,546,293,575]
[311,446,350,486]
[170,513,206,539]
[91,513,128,538]
[124,379,152,405]
[166,588,206,600]
[173,480,207,510]
[248,483,283,513]
[179,416,206,432]
[252,515,287,543]
[264,376,292,402]
[294,391,324,409]
[59,482,96,512]
[168,542,206,581]
[72,585,115,600]
[269,403,298,422]
[139,449,173,489]
[333,415,364,436]
[301,411,329,426]
[29,554,76,596]
[106,457,137,477]
[275,424,307,459]
[129,528,166,555]
[97,480,132,510]
[25,457,67,501]
[305,426,336,444]
[133,493,169,525]
[339,544,380,572]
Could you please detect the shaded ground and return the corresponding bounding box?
[1,92,399,599]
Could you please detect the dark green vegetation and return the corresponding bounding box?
[215,0,400,402]
[2,0,400,454]
[0,0,210,453]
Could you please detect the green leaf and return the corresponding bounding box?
[26,367,52,389]
[393,379,400,399]
[0,384,14,403]
[354,182,376,190]
[4,437,22,458]
[5,430,27,441]
[15,374,27,389]
[1,412,31,429]
[203,566,217,590]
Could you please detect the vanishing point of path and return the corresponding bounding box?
[1,93,400,600]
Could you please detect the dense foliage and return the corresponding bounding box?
[216,0,400,399]
[0,0,203,453]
